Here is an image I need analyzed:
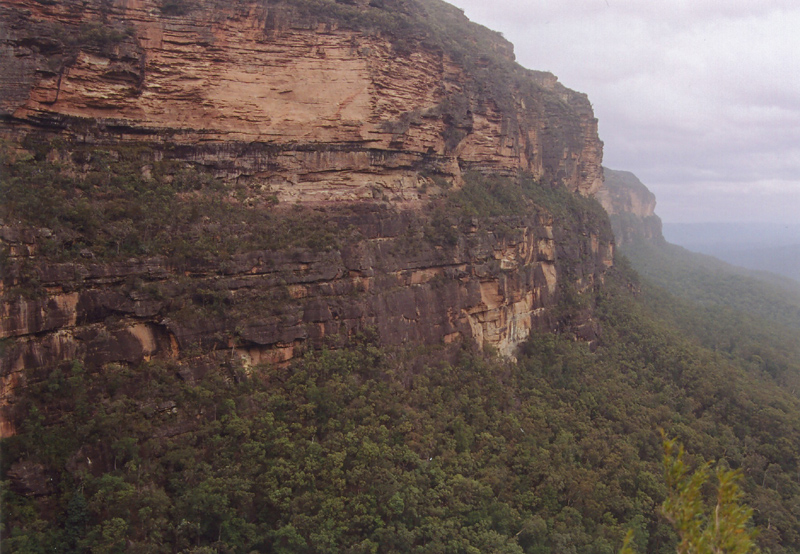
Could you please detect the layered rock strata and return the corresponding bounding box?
[1,0,603,201]
[0,0,614,436]
[1,208,614,436]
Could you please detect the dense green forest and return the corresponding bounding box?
[4,244,800,553]
[623,241,800,395]
[3,137,799,551]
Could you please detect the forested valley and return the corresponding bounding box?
[2,0,800,552]
[4,240,800,553]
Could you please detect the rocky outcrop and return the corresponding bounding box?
[0,0,614,436]
[1,0,602,200]
[1,207,614,435]
[594,167,664,246]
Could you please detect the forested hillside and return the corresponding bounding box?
[4,251,800,553]
[662,223,800,283]
[623,241,800,395]
[3,0,800,552]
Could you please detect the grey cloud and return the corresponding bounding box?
[451,0,800,223]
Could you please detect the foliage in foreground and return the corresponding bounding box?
[622,434,759,554]
[661,436,758,554]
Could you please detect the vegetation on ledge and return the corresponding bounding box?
[0,141,354,265]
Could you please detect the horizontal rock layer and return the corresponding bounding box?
[0,0,603,200]
[1,208,614,435]
[0,0,614,436]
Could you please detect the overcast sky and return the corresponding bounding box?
[448,0,800,224]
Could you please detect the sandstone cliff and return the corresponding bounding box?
[595,167,664,246]
[1,0,614,436]
[1,0,603,199]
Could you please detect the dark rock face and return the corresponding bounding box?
[1,208,612,361]
[1,207,613,435]
[6,461,54,497]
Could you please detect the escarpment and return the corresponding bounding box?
[0,0,603,199]
[595,167,664,246]
[1,0,613,436]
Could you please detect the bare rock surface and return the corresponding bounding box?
[595,167,664,246]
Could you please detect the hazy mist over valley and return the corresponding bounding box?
[663,222,800,283]
[451,0,800,285]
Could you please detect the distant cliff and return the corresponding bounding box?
[1,0,614,436]
[594,167,664,246]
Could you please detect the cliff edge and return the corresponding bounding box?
[1,0,614,436]
[1,0,603,200]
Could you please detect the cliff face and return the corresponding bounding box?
[595,167,664,246]
[1,201,613,437]
[1,0,602,200]
[0,0,613,437]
